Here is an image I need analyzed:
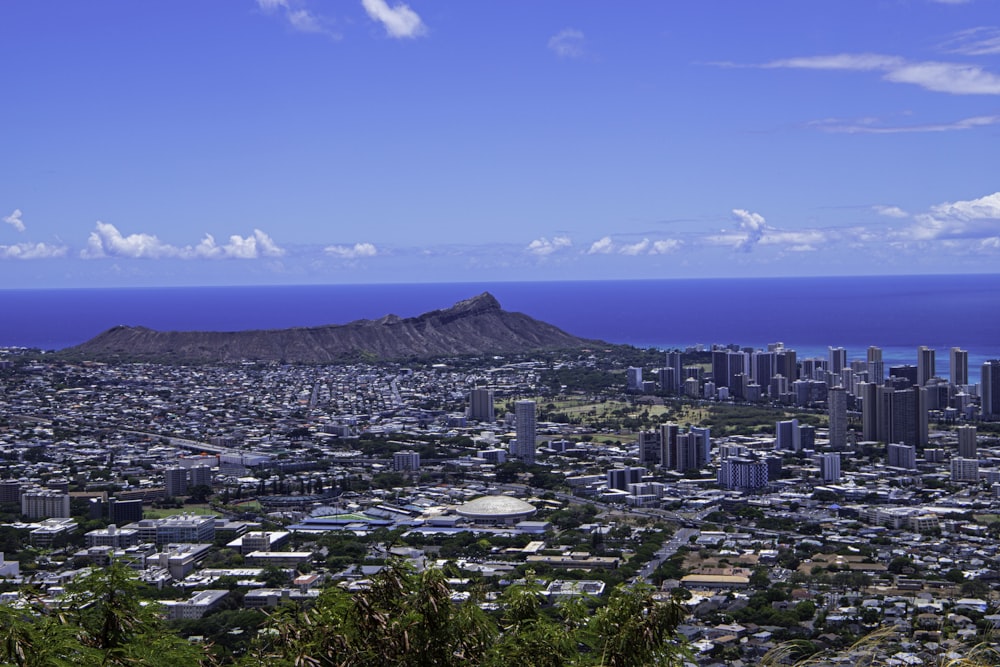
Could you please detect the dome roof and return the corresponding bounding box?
[457,495,536,519]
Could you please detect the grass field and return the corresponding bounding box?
[142,504,218,519]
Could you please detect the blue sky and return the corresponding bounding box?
[2,0,1000,287]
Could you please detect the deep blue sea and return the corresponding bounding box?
[1,275,998,382]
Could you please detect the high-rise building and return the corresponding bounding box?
[607,466,645,491]
[712,349,729,389]
[867,347,884,385]
[950,348,969,386]
[662,424,708,472]
[887,443,917,470]
[828,347,847,375]
[859,382,878,441]
[468,388,495,423]
[982,360,1000,419]
[828,386,848,450]
[691,426,711,465]
[637,430,661,467]
[0,480,22,504]
[728,352,747,390]
[818,453,841,482]
[917,346,936,387]
[108,498,144,525]
[660,423,679,470]
[21,489,71,519]
[165,468,188,498]
[189,466,212,489]
[752,351,776,394]
[717,458,768,490]
[951,457,979,483]
[801,358,828,381]
[775,419,801,452]
[776,349,797,382]
[957,424,977,459]
[626,367,643,392]
[514,400,537,464]
[888,364,918,387]
[393,450,421,471]
[665,351,683,393]
[878,386,927,446]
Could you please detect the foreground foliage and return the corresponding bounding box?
[1,562,687,666]
[0,563,208,666]
[243,561,690,667]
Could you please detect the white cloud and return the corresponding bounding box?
[619,239,650,256]
[760,229,827,247]
[0,242,67,260]
[874,205,910,218]
[548,28,586,59]
[732,208,767,252]
[526,236,572,256]
[361,0,426,39]
[810,114,1000,134]
[757,52,1000,95]
[80,222,285,260]
[257,0,337,38]
[3,209,25,233]
[650,239,682,254]
[325,242,378,258]
[897,191,1000,242]
[885,61,1000,95]
[764,53,904,72]
[940,27,1000,55]
[587,236,615,254]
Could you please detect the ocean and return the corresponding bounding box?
[1,275,998,381]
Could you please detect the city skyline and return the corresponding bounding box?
[3,1,1000,288]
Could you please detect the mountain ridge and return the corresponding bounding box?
[64,292,602,363]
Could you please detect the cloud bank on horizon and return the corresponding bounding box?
[2,1,1000,285]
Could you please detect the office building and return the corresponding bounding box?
[950,347,969,386]
[818,453,841,482]
[514,400,537,464]
[957,425,977,459]
[828,386,847,450]
[85,524,140,549]
[887,443,917,470]
[468,387,495,423]
[125,514,216,546]
[917,346,936,387]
